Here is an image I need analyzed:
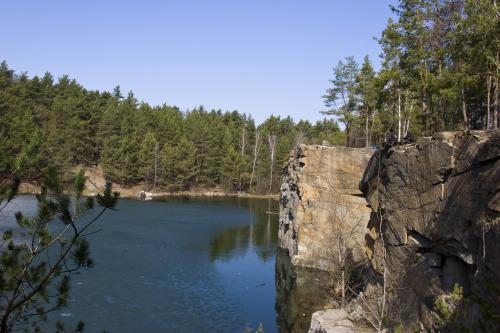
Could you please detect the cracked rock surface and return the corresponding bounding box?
[279,144,373,271]
[360,130,500,332]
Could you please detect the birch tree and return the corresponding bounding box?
[249,130,261,192]
[267,133,277,194]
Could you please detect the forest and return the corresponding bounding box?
[0,64,343,193]
[324,0,499,146]
[1,0,498,194]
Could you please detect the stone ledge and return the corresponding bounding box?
[308,309,375,333]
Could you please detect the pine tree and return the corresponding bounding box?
[322,57,360,145]
[0,160,118,332]
[355,56,378,146]
[138,132,158,191]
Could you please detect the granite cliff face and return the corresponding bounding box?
[279,144,373,271]
[278,131,500,332]
[360,130,500,332]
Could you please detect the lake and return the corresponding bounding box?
[2,196,283,332]
[1,196,330,333]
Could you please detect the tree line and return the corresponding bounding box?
[324,0,499,147]
[3,0,497,192]
[0,62,344,194]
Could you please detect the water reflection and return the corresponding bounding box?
[275,248,332,333]
[210,198,279,262]
[4,196,331,333]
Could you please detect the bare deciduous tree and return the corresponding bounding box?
[249,131,261,192]
[267,133,277,194]
[313,180,369,308]
[240,128,246,156]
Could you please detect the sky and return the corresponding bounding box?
[1,0,396,124]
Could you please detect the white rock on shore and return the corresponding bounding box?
[308,309,374,333]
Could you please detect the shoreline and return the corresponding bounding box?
[145,192,278,200]
[18,182,278,201]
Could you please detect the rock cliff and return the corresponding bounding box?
[278,131,500,332]
[360,130,500,332]
[279,145,373,271]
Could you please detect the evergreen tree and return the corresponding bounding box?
[322,57,360,145]
[138,132,158,191]
[1,61,344,194]
[354,56,378,146]
[0,160,118,332]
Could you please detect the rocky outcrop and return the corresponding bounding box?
[279,145,373,270]
[360,130,500,332]
[308,309,374,333]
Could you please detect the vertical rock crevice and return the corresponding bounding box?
[279,131,499,332]
[279,144,373,271]
[360,130,500,332]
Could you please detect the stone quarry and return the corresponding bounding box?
[279,130,500,333]
[279,144,373,271]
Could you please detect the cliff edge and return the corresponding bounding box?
[360,130,500,331]
[279,144,373,271]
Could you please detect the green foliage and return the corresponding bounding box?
[324,0,500,145]
[138,132,159,190]
[393,323,404,333]
[0,162,118,332]
[164,137,198,190]
[0,61,343,194]
[434,283,463,329]
[322,56,360,144]
[0,133,40,211]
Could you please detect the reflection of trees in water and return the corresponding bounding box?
[209,199,279,262]
[275,248,331,333]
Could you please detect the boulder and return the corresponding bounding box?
[308,309,375,333]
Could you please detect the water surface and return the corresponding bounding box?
[2,196,280,333]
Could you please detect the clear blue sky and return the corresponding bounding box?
[1,0,395,124]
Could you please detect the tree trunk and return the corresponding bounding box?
[404,97,413,138]
[462,85,468,129]
[345,123,351,147]
[238,128,247,192]
[154,141,158,190]
[268,159,274,194]
[240,128,246,156]
[422,94,427,135]
[397,90,402,142]
[495,74,499,129]
[249,131,261,192]
[267,133,277,194]
[365,108,370,147]
[494,51,499,129]
[369,109,377,146]
[487,75,492,129]
[420,58,428,135]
